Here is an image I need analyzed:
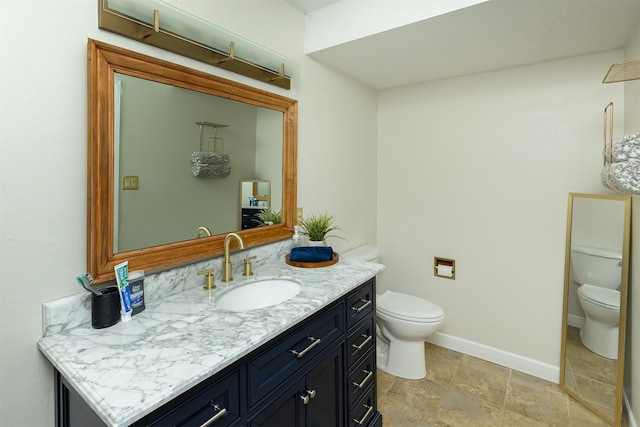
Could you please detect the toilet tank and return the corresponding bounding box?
[342,245,380,263]
[570,245,622,289]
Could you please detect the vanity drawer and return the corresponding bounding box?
[148,369,242,427]
[347,350,376,411]
[346,316,375,368]
[349,385,377,427]
[346,279,375,329]
[247,302,345,408]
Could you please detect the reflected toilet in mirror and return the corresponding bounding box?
[560,193,631,427]
[571,245,621,359]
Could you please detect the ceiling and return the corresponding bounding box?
[288,0,640,90]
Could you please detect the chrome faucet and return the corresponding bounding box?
[222,233,244,282]
[195,226,212,238]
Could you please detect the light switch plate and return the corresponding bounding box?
[123,175,139,190]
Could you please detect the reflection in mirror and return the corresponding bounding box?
[560,193,631,426]
[88,39,297,282]
[113,73,283,252]
[240,180,271,230]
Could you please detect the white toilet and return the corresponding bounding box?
[571,245,622,359]
[342,245,445,379]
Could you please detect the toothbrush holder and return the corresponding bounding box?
[91,287,120,329]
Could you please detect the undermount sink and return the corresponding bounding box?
[215,278,302,311]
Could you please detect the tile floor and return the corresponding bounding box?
[377,343,628,426]
[563,325,618,421]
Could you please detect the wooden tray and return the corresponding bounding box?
[285,252,339,268]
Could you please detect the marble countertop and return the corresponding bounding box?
[38,258,383,427]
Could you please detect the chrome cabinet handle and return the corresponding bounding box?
[352,370,373,389]
[353,404,373,426]
[352,334,372,351]
[199,404,227,427]
[300,389,317,405]
[351,299,372,313]
[290,336,321,359]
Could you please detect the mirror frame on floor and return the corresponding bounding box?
[559,192,632,426]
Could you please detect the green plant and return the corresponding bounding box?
[256,209,281,226]
[299,212,343,242]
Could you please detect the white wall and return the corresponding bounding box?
[624,20,640,426]
[0,1,378,425]
[377,50,626,369]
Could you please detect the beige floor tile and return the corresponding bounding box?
[375,343,626,427]
[501,408,553,426]
[505,372,569,426]
[460,355,511,380]
[434,388,503,427]
[377,368,396,399]
[449,363,509,407]
[425,343,463,386]
[379,377,445,426]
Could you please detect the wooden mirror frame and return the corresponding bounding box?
[87,39,297,282]
[559,192,631,426]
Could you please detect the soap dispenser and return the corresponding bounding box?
[292,225,302,248]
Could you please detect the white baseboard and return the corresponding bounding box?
[624,391,638,427]
[426,332,560,383]
[567,314,585,329]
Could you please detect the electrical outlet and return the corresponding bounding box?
[296,207,303,224]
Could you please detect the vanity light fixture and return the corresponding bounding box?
[99,0,300,89]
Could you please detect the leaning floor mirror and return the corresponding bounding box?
[560,193,632,426]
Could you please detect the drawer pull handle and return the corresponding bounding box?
[353,369,373,389]
[290,336,321,358]
[353,404,374,426]
[352,334,372,351]
[200,404,227,427]
[300,389,317,405]
[351,299,372,313]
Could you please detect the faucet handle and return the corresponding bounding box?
[198,268,215,290]
[243,256,257,277]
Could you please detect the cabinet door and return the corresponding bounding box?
[304,345,344,427]
[247,379,304,427]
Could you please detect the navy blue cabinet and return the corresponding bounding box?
[56,278,381,427]
[248,344,343,427]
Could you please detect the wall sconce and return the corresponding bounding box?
[99,0,300,89]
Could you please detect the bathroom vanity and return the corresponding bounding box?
[39,258,383,427]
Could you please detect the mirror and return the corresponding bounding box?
[88,39,297,282]
[240,180,271,230]
[560,193,631,426]
[112,74,283,252]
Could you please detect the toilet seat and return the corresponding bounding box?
[377,291,444,322]
[578,284,620,310]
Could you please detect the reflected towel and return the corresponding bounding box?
[191,152,230,178]
[289,246,334,262]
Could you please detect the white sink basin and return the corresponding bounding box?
[215,278,302,311]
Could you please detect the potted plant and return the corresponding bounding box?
[299,212,343,246]
[256,209,282,226]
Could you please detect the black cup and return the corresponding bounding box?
[91,287,120,329]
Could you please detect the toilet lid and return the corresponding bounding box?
[377,291,444,322]
[578,284,620,309]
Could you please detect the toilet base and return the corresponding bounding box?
[376,338,427,380]
[580,318,618,360]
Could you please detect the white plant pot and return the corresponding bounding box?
[307,240,325,247]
